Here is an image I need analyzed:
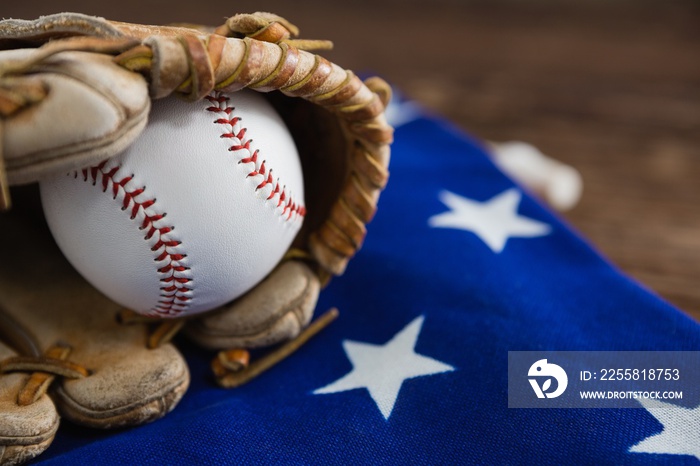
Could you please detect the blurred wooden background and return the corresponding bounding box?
[4,1,699,320]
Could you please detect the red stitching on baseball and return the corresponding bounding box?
[205,92,307,221]
[72,92,301,317]
[77,161,192,317]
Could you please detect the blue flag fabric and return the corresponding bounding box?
[35,94,700,465]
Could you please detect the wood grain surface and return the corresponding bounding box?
[4,1,699,320]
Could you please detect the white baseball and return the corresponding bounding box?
[40,90,305,318]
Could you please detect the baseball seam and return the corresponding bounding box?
[205,91,306,221]
[74,91,303,318]
[77,162,192,317]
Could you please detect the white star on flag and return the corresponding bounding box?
[630,398,700,460]
[313,316,455,420]
[428,188,551,253]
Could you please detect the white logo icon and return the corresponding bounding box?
[528,359,568,399]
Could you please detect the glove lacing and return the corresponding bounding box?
[0,307,89,406]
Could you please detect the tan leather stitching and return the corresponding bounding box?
[0,343,89,406]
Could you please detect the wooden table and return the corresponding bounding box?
[5,1,700,319]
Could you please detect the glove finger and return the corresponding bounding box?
[185,260,319,350]
[1,49,149,186]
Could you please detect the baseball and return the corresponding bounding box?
[39,90,305,318]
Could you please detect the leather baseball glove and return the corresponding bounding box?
[0,11,392,463]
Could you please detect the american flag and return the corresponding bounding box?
[37,92,700,465]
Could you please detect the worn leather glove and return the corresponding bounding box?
[0,12,392,463]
